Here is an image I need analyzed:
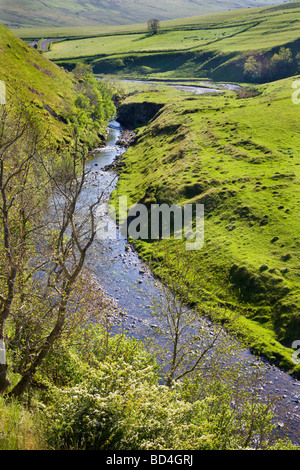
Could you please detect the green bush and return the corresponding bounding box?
[71,65,116,143]
[43,329,296,450]
[139,66,153,75]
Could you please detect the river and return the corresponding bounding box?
[99,77,241,95]
[83,119,300,446]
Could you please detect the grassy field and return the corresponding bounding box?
[38,2,300,82]
[110,76,300,374]
[12,8,265,39]
[44,24,249,59]
[15,6,265,39]
[2,0,282,31]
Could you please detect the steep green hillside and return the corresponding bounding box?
[0,24,77,145]
[1,0,284,30]
[111,76,300,374]
[0,24,115,149]
[43,1,300,83]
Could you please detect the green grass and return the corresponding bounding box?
[44,26,248,61]
[206,10,300,51]
[38,1,300,82]
[0,24,113,149]
[3,0,282,31]
[13,8,267,40]
[0,396,43,449]
[110,76,300,374]
[0,25,78,145]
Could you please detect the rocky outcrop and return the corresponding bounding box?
[117,101,164,129]
[116,129,136,148]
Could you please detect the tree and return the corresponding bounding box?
[0,104,106,397]
[148,280,224,387]
[0,105,46,393]
[244,48,295,83]
[296,52,300,72]
[9,141,106,398]
[73,71,116,145]
[269,47,293,80]
[243,56,264,82]
[145,248,236,387]
[147,18,160,35]
[72,62,93,81]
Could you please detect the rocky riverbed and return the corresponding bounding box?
[103,129,136,172]
[83,119,300,446]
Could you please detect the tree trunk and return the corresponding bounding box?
[0,363,10,394]
[9,284,71,398]
[0,332,10,394]
[8,370,31,398]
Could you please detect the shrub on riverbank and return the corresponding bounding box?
[70,66,116,147]
[36,326,296,450]
[0,324,296,450]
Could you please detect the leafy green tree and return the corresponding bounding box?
[296,52,300,72]
[147,18,160,35]
[243,56,264,82]
[72,67,116,145]
[269,47,293,79]
[72,62,93,80]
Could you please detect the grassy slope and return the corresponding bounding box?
[0,24,77,145]
[42,2,300,82]
[13,7,267,39]
[1,0,283,30]
[111,77,300,374]
[45,23,250,58]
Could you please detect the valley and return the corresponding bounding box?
[0,0,300,452]
[36,2,300,83]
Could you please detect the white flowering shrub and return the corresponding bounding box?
[42,328,295,450]
[45,358,217,450]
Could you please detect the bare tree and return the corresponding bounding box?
[149,284,221,387]
[0,105,47,393]
[145,248,234,387]
[8,140,105,397]
[0,104,105,397]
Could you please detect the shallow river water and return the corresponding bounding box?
[84,120,300,446]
